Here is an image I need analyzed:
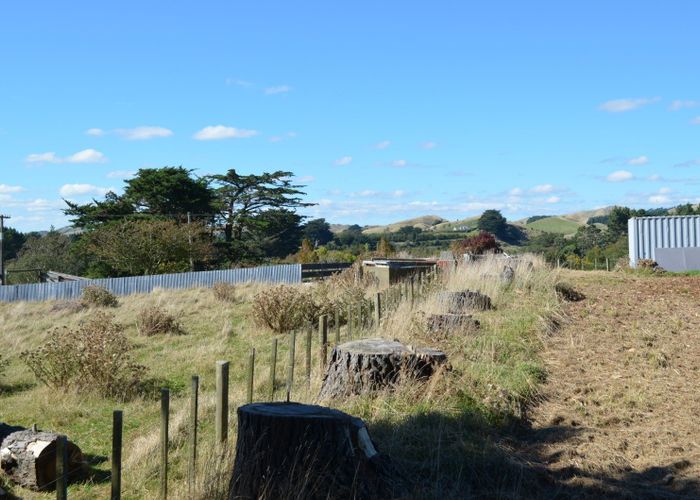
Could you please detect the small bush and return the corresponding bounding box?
[212,282,237,303]
[80,285,119,308]
[555,282,585,302]
[251,285,316,333]
[20,312,146,400]
[451,231,502,257]
[136,305,183,336]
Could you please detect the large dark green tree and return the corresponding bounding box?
[208,169,313,260]
[1,226,27,262]
[477,209,507,237]
[64,167,214,227]
[303,218,334,246]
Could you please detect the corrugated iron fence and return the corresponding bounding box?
[628,215,700,271]
[0,264,301,303]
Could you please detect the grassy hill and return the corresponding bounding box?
[361,215,446,234]
[524,216,582,235]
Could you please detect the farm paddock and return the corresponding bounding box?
[0,264,699,498]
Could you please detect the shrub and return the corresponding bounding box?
[80,285,119,308]
[136,305,183,336]
[555,282,585,302]
[637,259,665,274]
[251,285,316,333]
[451,231,501,256]
[20,312,146,400]
[212,282,237,303]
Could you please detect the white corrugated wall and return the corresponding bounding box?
[628,215,700,267]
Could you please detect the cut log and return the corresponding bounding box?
[437,290,492,312]
[229,402,403,500]
[426,313,480,338]
[0,427,83,491]
[318,338,448,400]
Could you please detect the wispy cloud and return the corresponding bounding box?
[391,159,408,168]
[674,159,700,168]
[0,184,24,194]
[606,170,634,182]
[225,77,253,87]
[59,183,113,197]
[627,155,649,165]
[421,141,437,150]
[295,175,315,183]
[115,126,173,140]
[669,100,698,111]
[648,187,673,204]
[107,170,136,179]
[374,140,391,150]
[691,116,700,125]
[598,97,660,113]
[530,184,555,194]
[85,128,105,136]
[193,125,258,140]
[264,85,291,95]
[546,196,560,203]
[269,131,297,143]
[334,156,353,166]
[26,149,107,164]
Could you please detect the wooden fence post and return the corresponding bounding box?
[246,348,255,404]
[305,324,312,389]
[112,410,123,500]
[160,388,170,500]
[347,305,353,339]
[606,257,610,271]
[374,293,382,327]
[216,361,229,444]
[269,339,277,401]
[189,376,198,495]
[287,330,296,400]
[334,309,340,345]
[410,277,415,308]
[56,435,67,500]
[356,302,362,331]
[319,316,328,368]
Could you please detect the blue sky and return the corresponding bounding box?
[1,1,699,231]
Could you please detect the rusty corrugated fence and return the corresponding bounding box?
[0,264,301,303]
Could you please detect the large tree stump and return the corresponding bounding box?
[229,402,402,500]
[426,313,480,339]
[0,426,83,491]
[318,339,448,400]
[437,290,492,313]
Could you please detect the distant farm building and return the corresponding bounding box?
[629,215,700,271]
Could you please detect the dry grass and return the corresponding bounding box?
[0,257,564,498]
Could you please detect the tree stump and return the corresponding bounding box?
[0,427,83,491]
[318,339,448,400]
[500,265,515,285]
[426,313,480,339]
[229,402,402,500]
[437,290,492,313]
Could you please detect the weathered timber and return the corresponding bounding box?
[228,402,402,500]
[437,290,492,312]
[0,428,83,491]
[318,338,448,399]
[426,313,480,338]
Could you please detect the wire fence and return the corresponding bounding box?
[0,264,302,303]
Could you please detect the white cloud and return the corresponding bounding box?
[392,190,406,198]
[26,149,107,164]
[530,184,555,193]
[659,187,672,194]
[193,125,258,140]
[674,159,700,168]
[268,131,297,143]
[599,97,659,113]
[25,198,62,212]
[509,187,523,196]
[648,192,670,204]
[264,85,291,95]
[85,128,105,136]
[648,174,661,181]
[59,183,112,197]
[627,155,649,166]
[421,141,437,149]
[607,170,634,182]
[669,100,699,111]
[334,156,353,166]
[374,140,391,150]
[0,184,24,194]
[115,126,173,140]
[107,170,136,179]
[691,116,700,125]
[546,196,560,203]
[295,175,315,183]
[391,159,408,168]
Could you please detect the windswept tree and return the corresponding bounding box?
[303,218,334,246]
[477,209,507,237]
[208,169,313,259]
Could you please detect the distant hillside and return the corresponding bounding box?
[524,216,581,235]
[432,216,480,232]
[362,215,446,235]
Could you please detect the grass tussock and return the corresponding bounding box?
[80,285,119,308]
[136,304,183,336]
[212,281,238,303]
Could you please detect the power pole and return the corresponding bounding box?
[0,214,10,286]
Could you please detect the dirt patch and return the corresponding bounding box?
[514,271,700,498]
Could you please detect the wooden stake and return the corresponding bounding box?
[216,361,229,444]
[160,388,170,499]
[56,435,68,500]
[112,410,123,500]
[305,324,312,389]
[319,315,328,368]
[374,292,382,327]
[287,331,296,399]
[334,309,340,345]
[269,339,278,401]
[246,348,255,404]
[347,305,353,339]
[189,376,198,495]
